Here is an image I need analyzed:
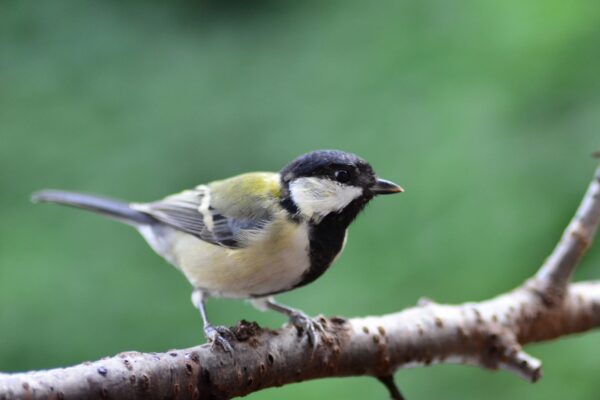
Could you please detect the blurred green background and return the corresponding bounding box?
[1,0,599,398]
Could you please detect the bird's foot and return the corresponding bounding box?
[204,324,234,353]
[289,311,325,348]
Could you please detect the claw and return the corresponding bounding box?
[204,324,234,353]
[289,312,324,348]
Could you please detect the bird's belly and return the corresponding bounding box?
[165,222,311,298]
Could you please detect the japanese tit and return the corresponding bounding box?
[32,149,403,350]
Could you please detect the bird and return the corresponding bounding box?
[32,149,403,351]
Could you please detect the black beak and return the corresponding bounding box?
[371,178,404,195]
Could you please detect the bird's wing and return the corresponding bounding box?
[132,172,282,249]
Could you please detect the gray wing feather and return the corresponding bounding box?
[132,187,267,248]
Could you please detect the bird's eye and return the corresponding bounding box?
[334,170,350,183]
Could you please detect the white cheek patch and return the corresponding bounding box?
[289,177,363,222]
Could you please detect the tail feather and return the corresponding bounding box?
[32,190,156,226]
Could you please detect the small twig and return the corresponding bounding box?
[500,349,542,383]
[377,375,405,400]
[533,167,600,303]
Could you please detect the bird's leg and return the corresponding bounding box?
[251,297,324,348]
[191,289,234,352]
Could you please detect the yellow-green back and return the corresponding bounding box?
[209,172,282,220]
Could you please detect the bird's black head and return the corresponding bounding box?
[279,150,403,225]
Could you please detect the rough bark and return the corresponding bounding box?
[1,166,599,400]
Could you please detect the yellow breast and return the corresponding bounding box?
[168,215,310,298]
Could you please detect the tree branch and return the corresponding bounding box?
[532,166,600,302]
[1,166,599,400]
